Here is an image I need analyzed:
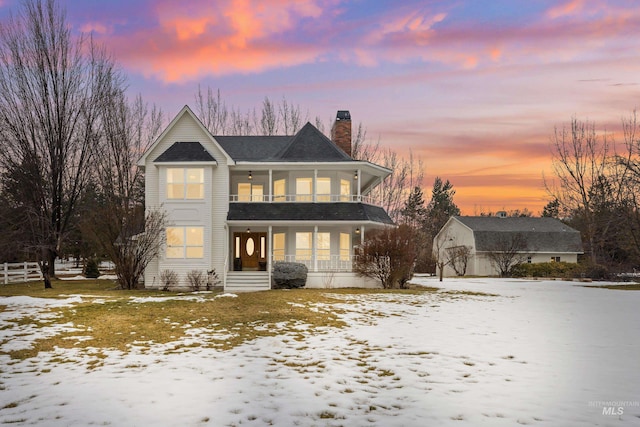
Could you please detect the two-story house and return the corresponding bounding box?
[138,106,394,291]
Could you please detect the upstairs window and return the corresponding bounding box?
[238,183,264,202]
[317,178,331,202]
[167,168,204,199]
[273,179,286,202]
[340,179,351,201]
[296,178,312,202]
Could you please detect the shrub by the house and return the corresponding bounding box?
[186,270,207,291]
[353,224,417,289]
[511,261,575,278]
[272,262,308,289]
[160,269,179,291]
[206,269,222,290]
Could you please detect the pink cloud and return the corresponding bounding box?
[546,0,586,19]
[96,0,333,82]
[79,22,110,35]
[86,0,640,84]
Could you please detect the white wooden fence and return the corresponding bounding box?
[2,262,42,284]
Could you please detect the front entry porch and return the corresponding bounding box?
[232,232,267,271]
[225,225,372,291]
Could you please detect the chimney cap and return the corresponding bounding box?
[336,110,351,120]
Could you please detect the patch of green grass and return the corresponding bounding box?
[0,279,125,298]
[2,286,366,360]
[2,283,444,361]
[442,290,500,297]
[377,369,395,377]
[319,410,336,419]
[2,401,19,409]
[585,284,640,290]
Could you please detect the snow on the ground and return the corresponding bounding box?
[0,278,639,426]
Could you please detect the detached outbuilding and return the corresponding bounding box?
[433,215,583,277]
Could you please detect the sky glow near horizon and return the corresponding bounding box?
[4,0,639,214]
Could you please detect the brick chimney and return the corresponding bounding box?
[331,110,352,157]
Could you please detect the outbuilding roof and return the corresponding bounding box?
[454,216,583,253]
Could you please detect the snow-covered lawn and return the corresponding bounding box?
[1,277,639,426]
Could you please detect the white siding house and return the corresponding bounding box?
[138,106,394,291]
[433,216,583,277]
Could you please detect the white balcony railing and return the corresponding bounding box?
[230,194,380,205]
[274,254,358,272]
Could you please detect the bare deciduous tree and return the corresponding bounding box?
[0,0,122,288]
[194,87,307,136]
[260,96,278,135]
[354,225,417,289]
[194,85,228,134]
[432,229,453,281]
[486,233,529,277]
[372,148,424,223]
[83,88,164,289]
[116,209,168,290]
[446,245,472,276]
[546,118,612,263]
[351,123,381,163]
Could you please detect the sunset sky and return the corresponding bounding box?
[3,0,639,214]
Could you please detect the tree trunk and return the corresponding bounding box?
[43,269,52,289]
[39,259,53,289]
[48,249,56,279]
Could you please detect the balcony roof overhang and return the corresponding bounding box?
[227,202,395,225]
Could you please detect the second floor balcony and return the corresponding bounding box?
[229,193,380,205]
[229,170,384,207]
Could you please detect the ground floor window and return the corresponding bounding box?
[551,256,561,262]
[273,233,285,261]
[340,233,351,261]
[166,226,204,258]
[296,232,312,260]
[317,232,330,261]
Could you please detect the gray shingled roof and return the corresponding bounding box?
[214,122,352,162]
[455,216,583,253]
[275,123,352,161]
[214,136,291,161]
[154,142,216,162]
[228,202,394,224]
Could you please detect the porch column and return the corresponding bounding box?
[357,169,361,201]
[268,226,273,286]
[360,225,365,245]
[313,169,318,202]
[223,225,229,287]
[269,169,273,202]
[313,225,318,272]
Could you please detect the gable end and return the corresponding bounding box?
[154,141,217,163]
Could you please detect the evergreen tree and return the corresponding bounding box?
[400,186,427,228]
[425,177,461,235]
[542,198,560,218]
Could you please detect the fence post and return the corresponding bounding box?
[3,262,7,285]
